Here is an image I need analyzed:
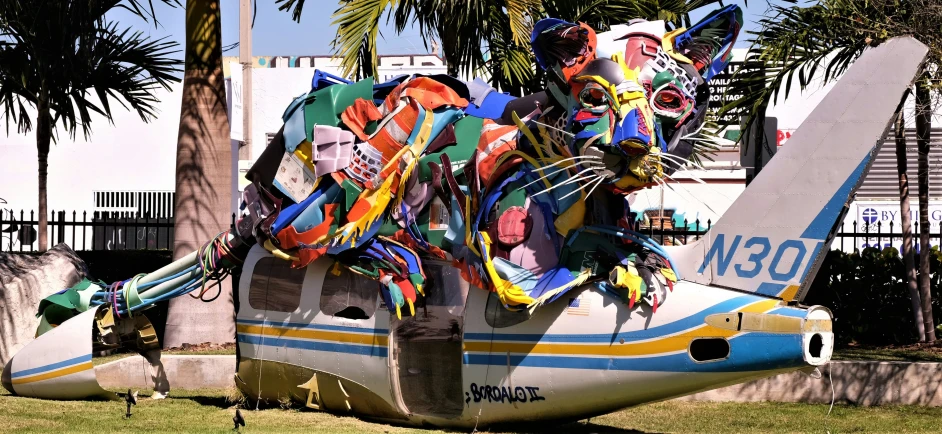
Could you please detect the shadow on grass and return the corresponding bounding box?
[487,421,658,434]
[178,395,237,409]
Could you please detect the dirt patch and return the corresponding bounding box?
[165,342,236,353]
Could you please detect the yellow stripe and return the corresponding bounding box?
[237,324,388,347]
[463,299,781,357]
[777,285,801,301]
[12,362,93,385]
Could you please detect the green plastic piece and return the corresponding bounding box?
[583,112,611,137]
[377,217,400,237]
[304,77,375,137]
[560,232,611,275]
[341,179,362,212]
[418,116,484,181]
[498,187,527,212]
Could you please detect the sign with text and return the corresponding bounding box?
[229,62,244,142]
[854,202,942,251]
[707,61,745,126]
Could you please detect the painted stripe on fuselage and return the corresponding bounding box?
[11,354,93,385]
[463,299,780,357]
[461,298,806,372]
[464,332,805,372]
[236,320,389,358]
[464,295,765,343]
[236,297,804,372]
[237,334,388,357]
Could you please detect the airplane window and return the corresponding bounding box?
[421,264,470,315]
[320,262,378,319]
[484,292,530,328]
[248,257,305,312]
[688,338,730,362]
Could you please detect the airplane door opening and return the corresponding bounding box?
[390,262,470,418]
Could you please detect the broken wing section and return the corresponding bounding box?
[2,307,106,399]
[2,304,163,399]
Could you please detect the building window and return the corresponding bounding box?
[320,262,378,319]
[248,257,305,312]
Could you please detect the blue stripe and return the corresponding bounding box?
[801,155,871,240]
[464,295,762,343]
[463,333,804,373]
[237,334,388,358]
[236,318,389,335]
[754,282,786,297]
[12,354,91,378]
[768,307,807,318]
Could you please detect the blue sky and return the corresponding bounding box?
[117,0,784,60]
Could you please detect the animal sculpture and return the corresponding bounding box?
[238,5,743,320]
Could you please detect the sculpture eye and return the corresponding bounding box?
[578,83,613,113]
[651,83,688,118]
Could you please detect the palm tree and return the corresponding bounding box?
[721,0,942,342]
[275,0,731,96]
[163,0,235,347]
[0,0,181,252]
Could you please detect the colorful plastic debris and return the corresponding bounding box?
[35,6,744,327]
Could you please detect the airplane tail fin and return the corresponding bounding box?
[667,37,927,302]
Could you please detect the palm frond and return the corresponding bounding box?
[0,0,183,139]
[330,0,395,79]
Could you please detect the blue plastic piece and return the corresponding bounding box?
[463,91,517,119]
[311,69,352,91]
[612,108,651,150]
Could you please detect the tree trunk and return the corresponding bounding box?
[915,78,935,342]
[896,109,925,342]
[164,0,234,348]
[36,92,51,252]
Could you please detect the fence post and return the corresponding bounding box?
[57,210,65,245]
[877,220,882,251]
[840,222,844,251]
[853,220,858,252]
[22,210,28,252]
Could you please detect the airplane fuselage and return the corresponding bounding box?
[235,245,833,429]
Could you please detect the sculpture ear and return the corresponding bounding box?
[671,5,743,82]
[530,19,597,83]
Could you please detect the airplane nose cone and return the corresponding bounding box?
[802,306,834,366]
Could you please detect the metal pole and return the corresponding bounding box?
[239,0,253,160]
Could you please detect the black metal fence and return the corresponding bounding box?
[0,210,175,252]
[4,209,942,254]
[643,218,942,252]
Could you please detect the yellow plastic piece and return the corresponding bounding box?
[478,232,534,307]
[511,111,547,160]
[554,192,586,236]
[662,28,694,65]
[263,239,299,262]
[660,268,678,282]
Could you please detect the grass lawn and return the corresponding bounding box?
[834,346,942,363]
[2,387,941,433]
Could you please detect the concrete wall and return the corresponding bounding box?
[95,355,235,390]
[681,361,942,406]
